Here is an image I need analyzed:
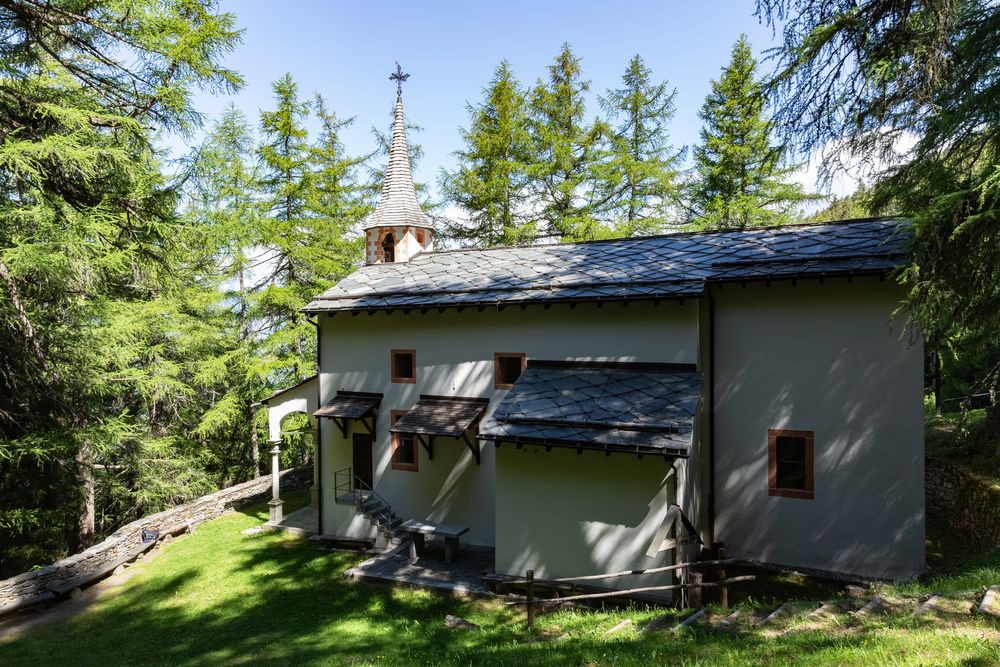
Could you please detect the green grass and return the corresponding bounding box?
[2,490,999,666]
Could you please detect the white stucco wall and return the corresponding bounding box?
[713,278,924,580]
[264,376,318,443]
[317,300,700,545]
[495,446,679,596]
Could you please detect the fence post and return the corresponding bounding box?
[526,569,535,630]
[673,509,686,608]
[718,545,728,610]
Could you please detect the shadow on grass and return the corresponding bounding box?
[1,491,998,666]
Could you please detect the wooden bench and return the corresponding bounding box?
[400,519,470,564]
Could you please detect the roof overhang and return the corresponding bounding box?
[391,395,490,464]
[479,361,701,461]
[314,390,383,438]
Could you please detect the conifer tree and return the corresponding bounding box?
[689,35,816,230]
[0,0,242,568]
[257,74,316,384]
[441,61,535,247]
[308,94,368,276]
[529,44,607,241]
[598,55,685,236]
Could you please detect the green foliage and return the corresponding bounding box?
[761,0,1000,433]
[805,184,879,223]
[528,44,608,241]
[597,55,685,236]
[0,0,242,574]
[441,61,536,247]
[2,496,999,665]
[689,35,817,230]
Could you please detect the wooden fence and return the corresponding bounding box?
[503,548,753,629]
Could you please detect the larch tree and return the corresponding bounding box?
[689,35,816,230]
[759,0,1000,435]
[257,73,316,386]
[598,54,685,236]
[441,61,535,247]
[529,43,608,241]
[0,0,241,569]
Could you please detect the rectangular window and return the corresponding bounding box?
[391,410,418,471]
[391,349,416,384]
[494,352,526,389]
[768,429,814,499]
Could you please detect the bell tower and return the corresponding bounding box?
[364,63,434,265]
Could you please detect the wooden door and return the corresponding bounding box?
[352,433,373,490]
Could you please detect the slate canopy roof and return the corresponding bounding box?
[304,218,910,314]
[478,361,702,458]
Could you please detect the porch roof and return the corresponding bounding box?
[478,361,702,458]
[390,395,490,438]
[313,391,382,420]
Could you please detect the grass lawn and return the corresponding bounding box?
[1,490,999,666]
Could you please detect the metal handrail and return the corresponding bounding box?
[332,466,396,528]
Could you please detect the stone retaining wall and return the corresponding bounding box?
[926,457,1000,543]
[0,466,313,614]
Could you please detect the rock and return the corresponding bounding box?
[69,587,83,600]
[852,595,884,616]
[672,609,706,632]
[241,526,264,536]
[602,619,633,637]
[757,602,795,627]
[113,565,125,577]
[444,614,479,631]
[846,585,867,598]
[979,586,1000,618]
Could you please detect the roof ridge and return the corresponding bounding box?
[411,216,907,260]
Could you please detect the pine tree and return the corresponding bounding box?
[598,55,685,236]
[529,44,607,241]
[690,35,816,230]
[441,61,535,247]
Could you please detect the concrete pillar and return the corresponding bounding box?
[268,440,283,524]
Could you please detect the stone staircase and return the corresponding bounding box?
[639,585,1000,636]
[344,490,409,551]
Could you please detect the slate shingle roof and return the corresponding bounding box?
[313,391,382,420]
[305,218,909,313]
[391,396,489,438]
[478,363,702,457]
[362,94,433,231]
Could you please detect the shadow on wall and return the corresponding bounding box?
[714,290,924,579]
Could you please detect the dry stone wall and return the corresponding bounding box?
[926,457,1000,543]
[0,466,312,615]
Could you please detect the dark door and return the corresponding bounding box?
[352,433,373,490]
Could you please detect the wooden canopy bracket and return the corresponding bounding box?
[415,434,434,461]
[361,412,376,437]
[462,433,481,465]
[332,418,348,439]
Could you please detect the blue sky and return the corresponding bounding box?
[176,1,825,200]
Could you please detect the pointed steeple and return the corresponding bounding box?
[364,65,434,265]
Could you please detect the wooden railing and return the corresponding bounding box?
[504,548,753,629]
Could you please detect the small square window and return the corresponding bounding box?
[494,353,526,389]
[768,429,814,499]
[391,349,415,384]
[391,411,418,471]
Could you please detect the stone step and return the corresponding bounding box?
[671,609,706,633]
[715,608,741,631]
[757,602,796,627]
[915,595,942,616]
[852,595,884,617]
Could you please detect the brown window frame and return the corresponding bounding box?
[390,410,418,472]
[494,352,526,389]
[390,349,416,384]
[768,429,815,500]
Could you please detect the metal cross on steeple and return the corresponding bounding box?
[389,62,409,97]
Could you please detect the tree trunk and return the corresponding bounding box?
[76,440,95,549]
[251,415,261,479]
